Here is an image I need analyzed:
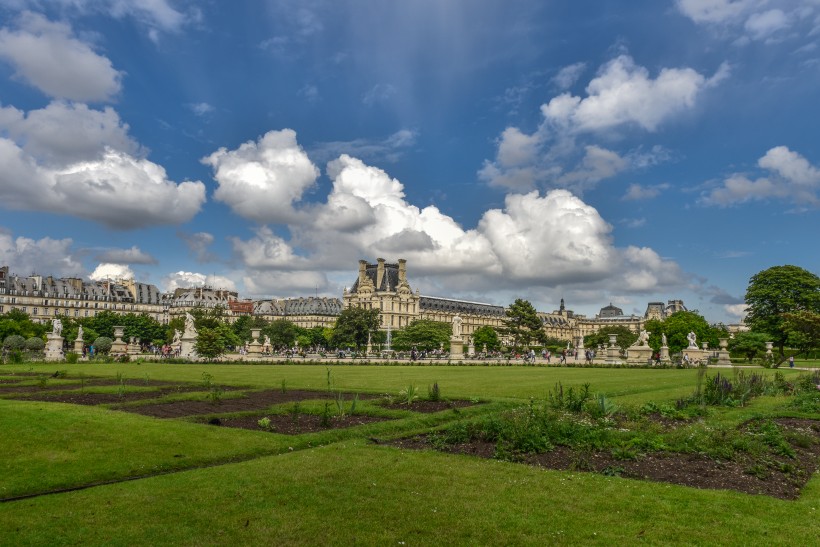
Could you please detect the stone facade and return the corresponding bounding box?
[254,297,342,328]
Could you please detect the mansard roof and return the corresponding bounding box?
[419,295,506,317]
[255,297,342,316]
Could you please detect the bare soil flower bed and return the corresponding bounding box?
[203,413,389,434]
[8,384,210,405]
[0,378,183,395]
[389,418,820,500]
[115,390,377,418]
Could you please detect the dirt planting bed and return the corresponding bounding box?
[389,418,820,500]
[9,384,209,405]
[203,413,389,434]
[116,390,375,418]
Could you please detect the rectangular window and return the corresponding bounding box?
[74,310,79,317]
[22,307,27,313]
[33,307,38,315]
[0,305,3,312]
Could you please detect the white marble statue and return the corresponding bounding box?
[634,329,650,347]
[452,315,462,338]
[264,335,271,348]
[687,331,697,349]
[52,318,62,337]
[661,333,668,347]
[76,325,83,340]
[184,312,197,337]
[172,329,182,345]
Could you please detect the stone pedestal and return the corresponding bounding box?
[128,337,141,356]
[605,334,621,364]
[73,337,84,354]
[180,336,197,359]
[450,337,464,360]
[660,345,670,363]
[626,346,653,364]
[467,339,475,357]
[248,329,262,357]
[45,334,64,362]
[716,338,732,366]
[683,348,705,366]
[111,326,127,354]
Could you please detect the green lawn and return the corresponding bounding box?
[0,362,818,545]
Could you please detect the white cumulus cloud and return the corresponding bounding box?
[89,262,134,281]
[162,271,237,292]
[0,12,122,102]
[0,229,84,277]
[701,146,820,207]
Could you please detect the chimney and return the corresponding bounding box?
[398,258,407,284]
[358,260,368,286]
[376,258,385,290]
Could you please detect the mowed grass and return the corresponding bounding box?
[1,363,819,545]
[2,439,819,545]
[5,361,806,403]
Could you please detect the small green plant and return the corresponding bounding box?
[428,382,441,402]
[257,416,272,430]
[116,379,126,399]
[291,402,301,422]
[115,371,125,384]
[65,353,79,364]
[37,375,48,388]
[281,379,288,393]
[54,370,68,378]
[208,385,223,404]
[143,373,151,386]
[79,373,86,393]
[398,384,419,405]
[320,402,332,427]
[201,372,214,388]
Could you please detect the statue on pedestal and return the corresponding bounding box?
[184,312,197,337]
[52,318,63,337]
[77,325,83,340]
[452,315,462,338]
[661,333,668,347]
[687,331,697,349]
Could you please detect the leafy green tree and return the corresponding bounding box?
[391,320,451,352]
[93,336,113,354]
[502,299,543,351]
[0,309,47,341]
[745,265,820,356]
[3,334,26,350]
[84,310,121,338]
[649,311,718,354]
[472,326,501,352]
[584,325,638,351]
[194,327,227,361]
[330,307,380,351]
[782,311,820,357]
[231,315,269,343]
[24,337,45,352]
[261,319,301,349]
[728,331,770,362]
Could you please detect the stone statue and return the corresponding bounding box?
[77,325,83,340]
[634,329,650,347]
[184,312,197,337]
[52,318,62,337]
[661,333,668,347]
[172,329,181,345]
[452,315,462,338]
[687,331,697,349]
[264,335,271,348]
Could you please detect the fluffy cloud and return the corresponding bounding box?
[0,101,140,166]
[552,62,587,90]
[178,231,218,263]
[0,229,84,277]
[479,55,724,193]
[623,183,670,201]
[542,55,725,133]
[677,0,818,43]
[162,271,237,292]
[0,12,122,102]
[204,129,319,223]
[309,129,417,164]
[701,146,820,207]
[95,246,157,265]
[0,143,206,229]
[89,262,134,281]
[724,303,748,319]
[213,131,688,297]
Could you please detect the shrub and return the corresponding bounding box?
[24,337,45,352]
[428,382,441,402]
[93,336,113,354]
[65,353,79,364]
[3,335,26,351]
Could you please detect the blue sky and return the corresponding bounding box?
[1,0,818,324]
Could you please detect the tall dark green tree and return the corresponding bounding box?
[745,265,820,355]
[782,311,820,357]
[261,319,301,349]
[644,311,718,354]
[728,331,770,362]
[330,307,380,351]
[584,325,638,351]
[194,327,226,361]
[503,299,543,351]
